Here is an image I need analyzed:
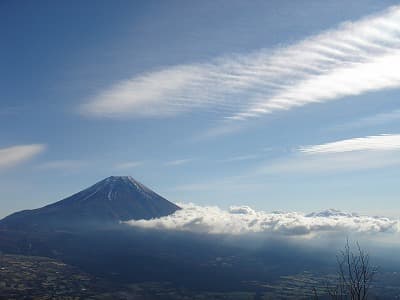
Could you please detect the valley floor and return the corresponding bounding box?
[1,254,400,300]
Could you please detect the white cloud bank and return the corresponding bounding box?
[125,203,400,237]
[81,5,400,124]
[0,144,46,170]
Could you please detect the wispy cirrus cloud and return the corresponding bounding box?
[164,158,193,167]
[334,109,400,130]
[263,134,400,174]
[37,160,87,171]
[81,6,400,129]
[300,134,400,154]
[264,151,400,174]
[114,161,144,170]
[172,176,263,192]
[173,135,400,188]
[0,106,26,116]
[218,154,259,163]
[0,144,46,170]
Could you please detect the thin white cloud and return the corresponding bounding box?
[259,134,400,174]
[219,154,259,163]
[334,109,400,130]
[114,161,144,169]
[300,134,400,154]
[0,144,46,170]
[173,179,264,192]
[264,150,400,174]
[0,106,25,116]
[81,5,400,130]
[164,158,193,166]
[37,160,86,171]
[175,135,400,183]
[125,203,400,236]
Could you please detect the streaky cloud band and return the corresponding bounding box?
[81,5,400,129]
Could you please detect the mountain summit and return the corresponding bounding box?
[0,176,180,230]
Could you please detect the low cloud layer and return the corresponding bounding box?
[125,203,400,237]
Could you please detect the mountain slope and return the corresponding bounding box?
[0,176,180,230]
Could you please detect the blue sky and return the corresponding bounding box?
[1,0,400,218]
